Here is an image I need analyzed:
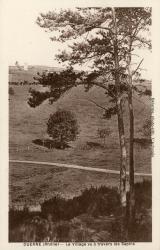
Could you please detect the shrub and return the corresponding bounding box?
[9,181,152,242]
[47,109,79,149]
[142,118,152,138]
[23,80,29,85]
[41,186,120,220]
[134,180,152,211]
[9,87,14,95]
[97,128,111,146]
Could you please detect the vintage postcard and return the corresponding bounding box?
[0,0,160,249]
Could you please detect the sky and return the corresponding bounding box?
[1,0,152,79]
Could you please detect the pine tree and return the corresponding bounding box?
[28,8,151,220]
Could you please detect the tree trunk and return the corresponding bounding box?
[127,61,135,226]
[116,96,127,241]
[125,32,135,227]
[60,135,64,149]
[117,99,127,207]
[104,137,106,146]
[112,8,127,208]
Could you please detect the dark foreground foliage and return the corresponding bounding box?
[9,180,151,242]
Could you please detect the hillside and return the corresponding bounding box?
[9,80,152,206]
[9,85,152,169]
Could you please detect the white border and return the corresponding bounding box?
[0,0,160,249]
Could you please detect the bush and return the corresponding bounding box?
[9,181,152,242]
[142,118,152,138]
[9,87,14,95]
[41,186,120,221]
[47,109,79,149]
[134,180,152,211]
[97,128,111,146]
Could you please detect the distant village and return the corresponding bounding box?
[9,61,62,85]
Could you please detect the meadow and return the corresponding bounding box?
[9,84,152,206]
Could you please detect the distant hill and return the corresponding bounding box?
[9,65,63,84]
[9,65,151,86]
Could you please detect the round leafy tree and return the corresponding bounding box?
[47,110,79,149]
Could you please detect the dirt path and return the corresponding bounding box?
[9,159,152,177]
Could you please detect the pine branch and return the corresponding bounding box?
[85,98,107,111]
[132,59,144,76]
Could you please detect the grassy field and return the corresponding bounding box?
[9,162,151,206]
[9,85,152,205]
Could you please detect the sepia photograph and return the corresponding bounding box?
[1,0,160,246]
